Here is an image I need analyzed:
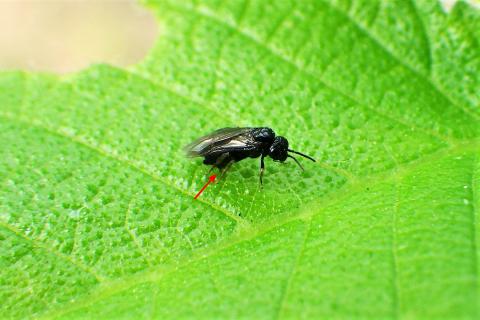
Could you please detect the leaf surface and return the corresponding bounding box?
[0,0,479,319]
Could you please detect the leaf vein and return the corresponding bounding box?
[0,220,105,282]
[407,0,432,74]
[38,141,480,319]
[392,178,401,319]
[321,0,479,121]
[121,66,234,123]
[0,113,246,226]
[125,198,153,267]
[164,3,458,144]
[470,152,479,317]
[274,218,311,320]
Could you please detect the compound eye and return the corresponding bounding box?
[270,147,287,161]
[269,136,288,161]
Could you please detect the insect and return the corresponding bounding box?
[185,127,316,184]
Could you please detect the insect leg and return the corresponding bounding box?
[218,160,235,182]
[259,155,265,185]
[205,153,228,176]
[214,153,229,168]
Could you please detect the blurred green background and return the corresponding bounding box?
[0,0,157,74]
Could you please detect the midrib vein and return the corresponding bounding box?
[38,140,480,319]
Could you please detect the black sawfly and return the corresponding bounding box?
[185,127,316,184]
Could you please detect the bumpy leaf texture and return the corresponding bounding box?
[0,0,479,319]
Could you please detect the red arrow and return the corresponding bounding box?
[194,174,217,200]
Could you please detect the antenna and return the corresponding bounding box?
[288,155,304,171]
[287,149,316,162]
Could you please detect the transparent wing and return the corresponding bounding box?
[184,127,256,157]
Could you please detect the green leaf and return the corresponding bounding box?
[1,0,479,319]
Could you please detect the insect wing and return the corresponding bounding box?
[184,127,254,157]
